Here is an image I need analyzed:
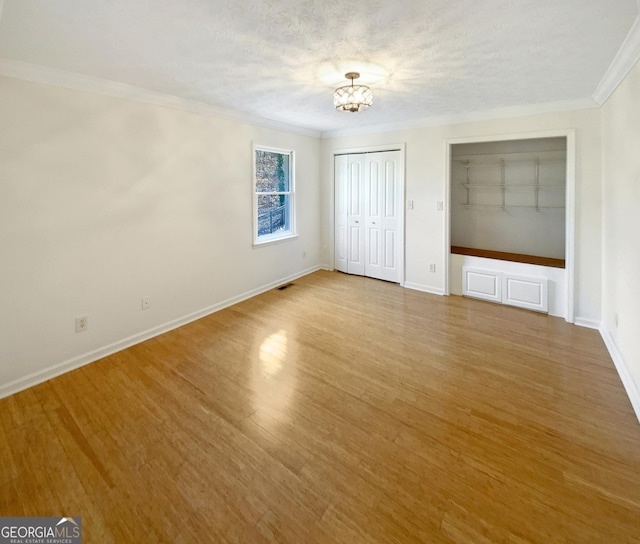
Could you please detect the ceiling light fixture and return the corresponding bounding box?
[333,72,373,113]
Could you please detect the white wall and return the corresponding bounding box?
[0,77,323,395]
[322,108,602,322]
[601,58,640,417]
[0,74,614,400]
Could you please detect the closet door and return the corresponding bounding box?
[334,155,348,273]
[365,154,384,280]
[365,152,402,282]
[347,155,365,276]
[335,151,401,282]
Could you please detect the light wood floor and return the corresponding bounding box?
[1,270,640,543]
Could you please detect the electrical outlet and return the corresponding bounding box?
[429,264,436,273]
[142,297,151,310]
[75,316,88,332]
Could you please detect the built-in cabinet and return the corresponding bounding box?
[462,266,549,313]
[335,151,402,283]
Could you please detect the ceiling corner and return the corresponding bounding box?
[592,15,640,105]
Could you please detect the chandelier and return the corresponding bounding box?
[333,72,373,113]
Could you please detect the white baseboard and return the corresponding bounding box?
[0,265,327,400]
[574,317,601,330]
[600,325,640,424]
[404,282,445,296]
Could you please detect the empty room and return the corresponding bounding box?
[1,1,640,542]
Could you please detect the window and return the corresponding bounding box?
[253,145,296,245]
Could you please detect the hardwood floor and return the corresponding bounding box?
[1,270,639,543]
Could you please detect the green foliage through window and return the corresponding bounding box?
[254,147,294,241]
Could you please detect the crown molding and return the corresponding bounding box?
[592,16,640,105]
[0,59,321,139]
[320,97,598,139]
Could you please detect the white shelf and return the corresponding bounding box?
[457,156,565,211]
[454,158,565,167]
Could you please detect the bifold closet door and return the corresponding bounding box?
[365,151,401,282]
[335,151,401,283]
[335,154,365,275]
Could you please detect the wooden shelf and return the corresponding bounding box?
[451,246,565,268]
[462,184,564,189]
[460,204,565,210]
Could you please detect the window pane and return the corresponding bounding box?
[256,150,290,192]
[257,194,290,236]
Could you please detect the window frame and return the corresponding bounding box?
[252,144,297,246]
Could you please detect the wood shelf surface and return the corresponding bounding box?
[451,246,566,268]
[462,183,565,189]
[460,204,565,210]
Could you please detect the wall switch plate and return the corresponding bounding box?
[437,201,444,211]
[407,200,414,209]
[75,316,88,332]
[142,297,151,310]
[429,264,436,273]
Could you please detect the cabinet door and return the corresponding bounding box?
[462,267,502,303]
[502,274,548,312]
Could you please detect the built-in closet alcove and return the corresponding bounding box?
[447,134,574,320]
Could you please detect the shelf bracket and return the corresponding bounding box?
[500,159,505,210]
[464,160,470,205]
[535,157,540,211]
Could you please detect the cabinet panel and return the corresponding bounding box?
[462,267,501,303]
[462,266,549,313]
[503,275,548,312]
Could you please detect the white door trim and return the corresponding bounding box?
[330,143,406,285]
[444,129,576,323]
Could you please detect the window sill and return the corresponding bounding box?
[253,233,298,248]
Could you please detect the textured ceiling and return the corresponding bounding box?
[0,0,637,133]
